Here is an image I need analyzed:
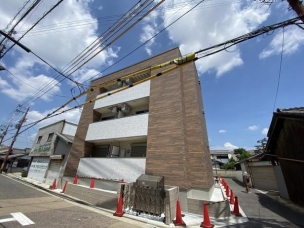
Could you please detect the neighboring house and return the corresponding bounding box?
[28,120,77,184]
[0,148,31,172]
[234,153,279,191]
[266,107,304,206]
[210,149,232,168]
[64,47,214,210]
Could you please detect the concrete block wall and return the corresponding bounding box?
[65,183,117,210]
[164,186,179,225]
[187,198,230,218]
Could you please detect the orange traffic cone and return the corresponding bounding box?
[230,190,235,204]
[225,185,230,197]
[173,200,186,226]
[90,178,95,188]
[73,174,78,184]
[50,179,57,190]
[113,193,124,217]
[61,181,68,193]
[232,196,241,216]
[200,202,213,228]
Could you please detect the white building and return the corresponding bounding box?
[27,120,77,184]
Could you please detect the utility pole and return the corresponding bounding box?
[0,107,29,173]
[287,0,304,22]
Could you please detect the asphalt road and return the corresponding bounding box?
[0,174,151,228]
[225,178,304,228]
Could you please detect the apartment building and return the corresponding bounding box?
[65,47,214,205]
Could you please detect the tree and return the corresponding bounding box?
[255,137,267,153]
[233,148,251,161]
[233,148,247,155]
[222,158,235,170]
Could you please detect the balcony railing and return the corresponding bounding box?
[86,113,148,141]
[94,81,150,110]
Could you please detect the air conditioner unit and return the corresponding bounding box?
[112,106,118,113]
[121,103,130,113]
[126,78,133,86]
[117,110,124,118]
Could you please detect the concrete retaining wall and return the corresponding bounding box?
[187,198,230,218]
[213,170,236,178]
[65,183,117,210]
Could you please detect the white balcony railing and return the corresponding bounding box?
[86,113,148,141]
[77,157,146,183]
[94,81,150,110]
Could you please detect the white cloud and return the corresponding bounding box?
[224,142,238,150]
[27,106,81,129]
[140,11,159,56]
[262,128,268,135]
[219,129,226,133]
[259,26,304,59]
[98,5,103,10]
[0,58,61,101]
[248,125,258,131]
[0,0,120,102]
[159,0,270,76]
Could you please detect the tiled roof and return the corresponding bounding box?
[277,107,304,114]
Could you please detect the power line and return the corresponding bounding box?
[0,0,42,46]
[273,27,285,111]
[5,0,164,113]
[80,0,206,85]
[5,68,71,98]
[1,0,64,59]
[16,0,243,38]
[7,15,302,141]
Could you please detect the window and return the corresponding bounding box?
[47,133,54,142]
[37,136,42,144]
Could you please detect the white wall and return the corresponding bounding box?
[94,81,150,109]
[77,158,146,182]
[62,122,77,136]
[86,114,148,141]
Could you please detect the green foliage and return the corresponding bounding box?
[236,152,251,161]
[222,158,235,170]
[233,148,252,161]
[255,137,268,153]
[233,148,247,155]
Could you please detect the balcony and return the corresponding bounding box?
[86,113,149,142]
[94,81,150,110]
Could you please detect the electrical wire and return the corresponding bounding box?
[5,68,71,98]
[2,0,32,32]
[0,0,42,46]
[80,0,205,85]
[16,0,243,38]
[1,1,295,142]
[1,0,63,59]
[5,0,163,114]
[5,15,302,143]
[273,27,285,111]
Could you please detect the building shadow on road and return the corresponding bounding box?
[225,217,300,228]
[254,192,304,227]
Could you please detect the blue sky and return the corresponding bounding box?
[0,0,304,150]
